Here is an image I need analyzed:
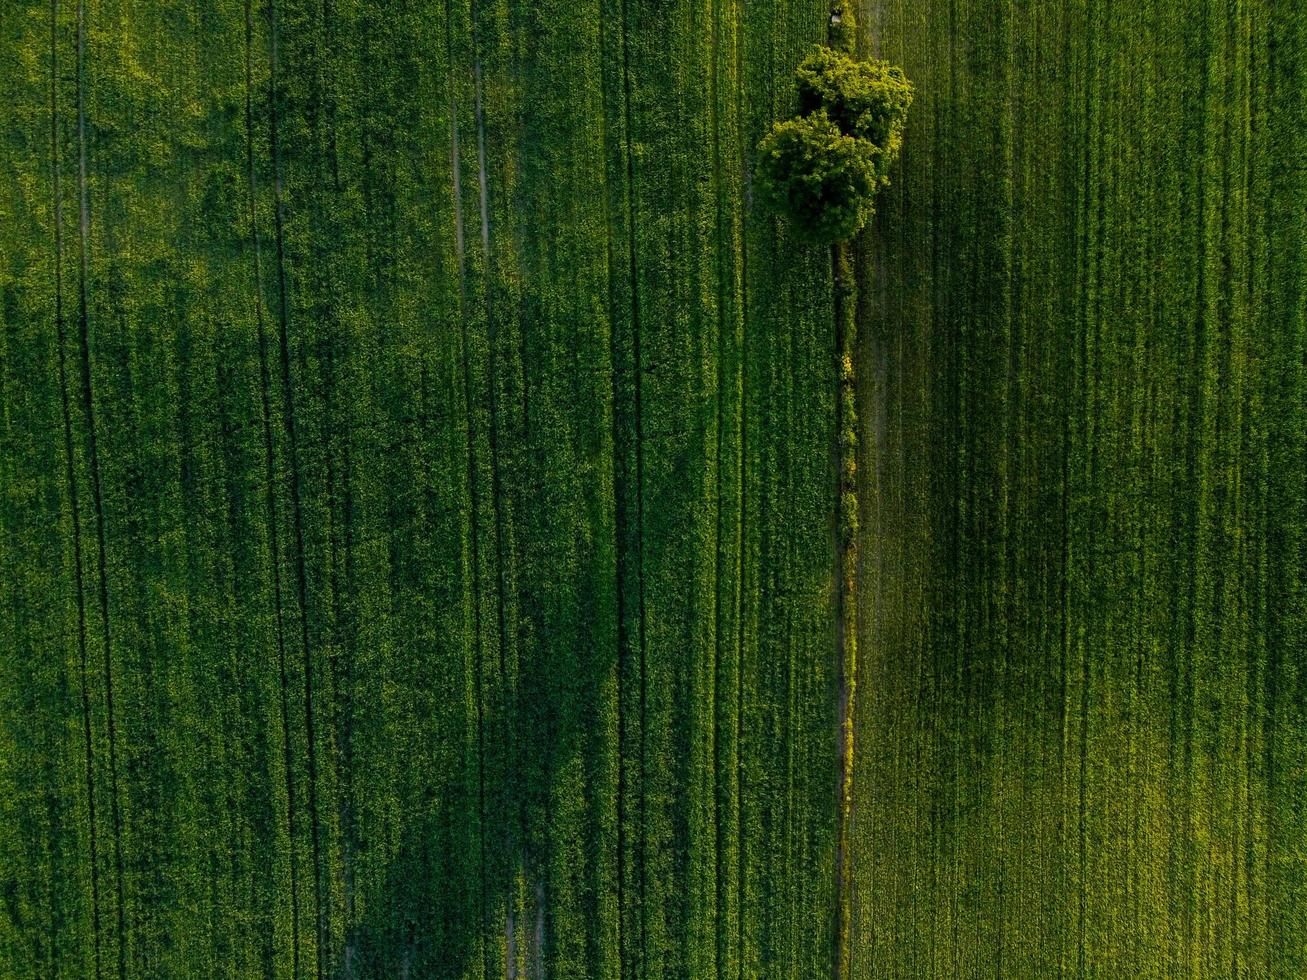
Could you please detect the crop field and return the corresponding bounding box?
[0,0,1302,979]
[855,1,1305,976]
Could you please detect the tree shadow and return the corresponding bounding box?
[338,521,625,978]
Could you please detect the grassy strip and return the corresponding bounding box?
[832,236,857,980]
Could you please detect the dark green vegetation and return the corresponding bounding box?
[758,45,913,245]
[753,19,911,976]
[855,0,1307,977]
[1,0,837,975]
[758,112,880,245]
[0,3,1301,980]
[795,49,912,174]
[754,14,915,978]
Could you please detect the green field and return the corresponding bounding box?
[855,3,1306,976]
[0,0,1302,977]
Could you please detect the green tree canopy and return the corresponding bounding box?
[758,45,913,243]
[757,111,878,245]
[796,46,913,176]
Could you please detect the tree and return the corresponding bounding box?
[796,47,913,180]
[756,111,877,245]
[757,46,913,243]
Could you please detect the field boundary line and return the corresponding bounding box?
[50,3,103,972]
[244,0,303,971]
[266,0,328,971]
[73,4,126,972]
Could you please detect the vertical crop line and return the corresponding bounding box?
[708,0,729,972]
[72,3,126,974]
[945,0,963,965]
[831,239,857,980]
[265,1,327,973]
[1074,5,1098,972]
[608,231,626,980]
[310,0,358,961]
[1182,3,1218,969]
[469,22,522,965]
[50,3,103,973]
[597,0,627,964]
[1055,11,1078,976]
[244,0,301,972]
[829,8,859,978]
[617,0,649,967]
[734,0,747,966]
[444,3,490,973]
[996,4,1016,971]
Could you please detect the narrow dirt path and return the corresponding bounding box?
[827,8,860,978]
[832,239,858,980]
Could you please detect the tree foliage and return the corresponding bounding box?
[757,45,913,243]
[757,112,877,245]
[796,47,913,175]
